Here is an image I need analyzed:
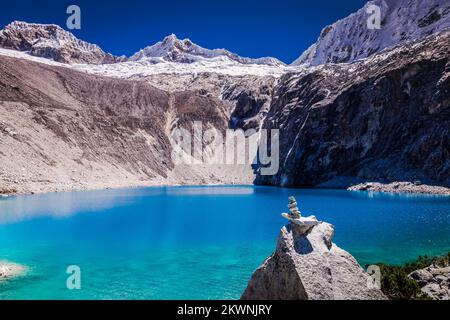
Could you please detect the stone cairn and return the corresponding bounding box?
[282,196,319,234]
[287,196,301,219]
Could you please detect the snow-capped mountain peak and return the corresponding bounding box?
[0,24,290,77]
[0,21,123,64]
[130,34,285,66]
[292,0,450,66]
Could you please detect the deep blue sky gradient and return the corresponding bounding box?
[0,0,368,63]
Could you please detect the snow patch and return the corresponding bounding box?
[0,47,299,78]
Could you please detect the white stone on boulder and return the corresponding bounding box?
[281,213,320,234]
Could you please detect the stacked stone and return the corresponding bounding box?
[288,196,301,219]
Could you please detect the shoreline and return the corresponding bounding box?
[1,180,449,198]
[347,181,450,196]
[0,177,258,198]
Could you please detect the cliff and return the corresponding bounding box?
[256,31,450,189]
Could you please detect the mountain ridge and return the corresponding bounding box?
[0,21,284,67]
[129,33,285,66]
[2,0,450,68]
[292,0,450,66]
[0,21,125,64]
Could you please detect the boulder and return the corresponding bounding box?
[409,266,450,300]
[241,222,387,300]
[0,261,26,280]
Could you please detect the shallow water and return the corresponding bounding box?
[0,186,449,299]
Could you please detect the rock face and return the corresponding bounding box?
[241,222,386,300]
[292,0,450,66]
[409,266,450,300]
[0,21,123,64]
[256,31,450,189]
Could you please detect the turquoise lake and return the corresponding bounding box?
[0,186,449,300]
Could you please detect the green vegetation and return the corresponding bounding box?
[373,253,450,300]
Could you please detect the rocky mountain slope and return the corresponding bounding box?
[1,29,449,194]
[0,52,273,193]
[256,31,450,189]
[293,0,450,66]
[0,21,124,64]
[0,0,449,195]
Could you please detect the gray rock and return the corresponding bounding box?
[409,266,450,300]
[409,268,434,286]
[241,222,386,300]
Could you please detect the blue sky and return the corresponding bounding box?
[0,0,367,63]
